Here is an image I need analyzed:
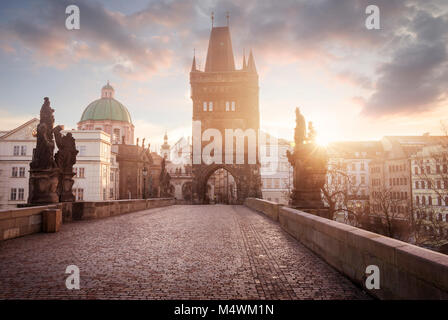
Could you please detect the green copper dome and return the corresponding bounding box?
[80,98,132,123]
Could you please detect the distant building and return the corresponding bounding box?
[165,136,192,201]
[326,141,383,221]
[160,132,170,160]
[0,118,38,209]
[411,144,448,224]
[260,136,293,205]
[0,118,119,207]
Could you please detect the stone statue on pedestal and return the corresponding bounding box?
[54,125,78,202]
[28,97,78,204]
[287,107,328,214]
[159,158,172,197]
[28,97,60,204]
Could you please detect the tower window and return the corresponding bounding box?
[208,102,213,111]
[203,102,207,111]
[231,101,235,111]
[226,101,230,111]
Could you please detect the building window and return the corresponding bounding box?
[19,167,25,177]
[77,188,84,201]
[74,167,78,177]
[226,101,230,111]
[20,146,27,156]
[18,188,24,200]
[78,145,87,156]
[231,101,235,111]
[415,181,419,189]
[428,196,432,206]
[110,188,114,198]
[79,168,85,178]
[10,188,17,200]
[110,172,114,182]
[208,101,213,111]
[13,146,20,156]
[103,188,106,200]
[414,167,418,175]
[11,167,18,177]
[203,101,207,111]
[360,163,365,171]
[113,129,120,143]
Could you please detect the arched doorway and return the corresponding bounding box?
[205,167,238,204]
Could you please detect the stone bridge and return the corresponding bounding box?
[0,204,369,299]
[0,200,447,299]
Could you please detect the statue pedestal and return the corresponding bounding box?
[59,172,76,202]
[28,168,60,204]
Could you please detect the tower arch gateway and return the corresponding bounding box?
[190,24,262,204]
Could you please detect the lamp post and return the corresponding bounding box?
[142,167,148,199]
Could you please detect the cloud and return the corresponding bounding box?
[0,0,174,78]
[1,0,447,118]
[362,9,448,117]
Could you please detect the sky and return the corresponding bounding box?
[0,0,447,149]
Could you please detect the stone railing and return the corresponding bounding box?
[245,198,448,299]
[0,198,175,241]
[70,198,175,221]
[244,198,281,221]
[0,205,60,241]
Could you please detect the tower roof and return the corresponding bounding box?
[204,26,235,72]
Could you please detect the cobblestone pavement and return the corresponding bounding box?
[0,205,370,299]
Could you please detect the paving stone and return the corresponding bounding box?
[0,205,370,299]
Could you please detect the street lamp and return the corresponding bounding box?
[142,167,148,199]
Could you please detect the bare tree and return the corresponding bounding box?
[321,161,363,223]
[370,186,410,238]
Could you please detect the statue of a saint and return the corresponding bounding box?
[294,107,306,150]
[54,125,78,173]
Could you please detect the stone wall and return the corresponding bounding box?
[0,198,175,241]
[70,198,175,220]
[0,205,56,240]
[245,198,448,299]
[244,197,281,221]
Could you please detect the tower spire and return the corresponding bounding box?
[242,49,247,70]
[191,48,197,72]
[247,49,257,73]
[211,11,214,28]
[226,11,230,26]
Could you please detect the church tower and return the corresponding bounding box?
[190,21,262,204]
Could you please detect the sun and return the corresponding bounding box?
[315,134,331,147]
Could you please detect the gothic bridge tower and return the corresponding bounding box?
[190,23,262,204]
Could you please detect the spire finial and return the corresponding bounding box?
[211,11,214,27]
[226,11,230,26]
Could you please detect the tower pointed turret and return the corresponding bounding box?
[242,49,247,70]
[247,50,257,73]
[191,54,197,72]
